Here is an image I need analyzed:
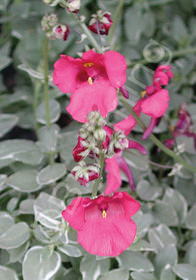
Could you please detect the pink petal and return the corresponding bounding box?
[128,139,147,154]
[103,51,127,88]
[153,71,169,87]
[116,192,141,217]
[78,213,137,256]
[116,156,135,191]
[62,197,90,230]
[67,81,118,123]
[141,89,170,118]
[114,114,137,135]
[142,117,157,140]
[104,154,122,195]
[82,49,103,63]
[53,55,82,93]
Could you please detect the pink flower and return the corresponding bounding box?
[53,50,127,122]
[104,138,147,194]
[53,24,69,40]
[62,192,140,256]
[88,11,113,35]
[164,103,196,150]
[115,65,173,139]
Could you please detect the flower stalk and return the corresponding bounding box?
[92,147,105,198]
[44,36,51,127]
[74,14,103,53]
[107,0,125,46]
[119,94,196,173]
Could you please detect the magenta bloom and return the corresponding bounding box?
[164,103,196,149]
[62,192,140,256]
[114,64,173,139]
[53,50,127,122]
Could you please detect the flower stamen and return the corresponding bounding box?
[84,62,94,68]
[102,209,107,218]
[141,90,147,98]
[88,77,93,85]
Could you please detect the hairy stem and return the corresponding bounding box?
[92,148,105,198]
[75,15,103,53]
[44,36,50,128]
[119,95,196,173]
[108,0,125,46]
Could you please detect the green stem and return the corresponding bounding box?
[108,0,125,46]
[74,15,103,53]
[119,95,196,173]
[92,149,105,198]
[44,36,50,127]
[128,47,196,67]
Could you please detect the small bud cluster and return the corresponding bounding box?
[41,13,69,40]
[107,131,129,156]
[66,0,80,13]
[88,10,113,35]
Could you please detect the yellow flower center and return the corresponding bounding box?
[102,210,107,218]
[83,62,94,68]
[141,90,147,98]
[170,126,175,132]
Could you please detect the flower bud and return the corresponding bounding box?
[88,10,113,35]
[72,162,100,186]
[66,0,80,13]
[41,13,58,32]
[53,24,69,40]
[94,128,106,142]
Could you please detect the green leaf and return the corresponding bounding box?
[22,246,61,280]
[171,16,188,43]
[0,174,7,191]
[160,266,176,280]
[0,212,14,236]
[18,64,44,79]
[99,269,129,280]
[36,164,66,185]
[184,241,196,266]
[19,199,35,214]
[136,180,162,201]
[58,131,78,162]
[80,255,110,280]
[129,239,154,252]
[0,140,43,165]
[152,201,179,226]
[57,244,82,257]
[117,251,154,272]
[0,114,18,137]
[8,241,29,263]
[63,174,93,195]
[184,204,196,230]
[36,99,60,124]
[7,170,42,192]
[0,265,19,280]
[0,222,30,249]
[131,271,157,280]
[123,151,149,171]
[34,192,65,230]
[163,188,188,224]
[132,212,154,239]
[172,264,196,280]
[37,124,60,152]
[0,56,12,70]
[148,224,177,251]
[154,245,178,276]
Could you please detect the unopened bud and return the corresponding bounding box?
[88,10,112,35]
[66,0,80,13]
[94,128,106,142]
[53,24,69,40]
[72,162,99,186]
[41,13,58,32]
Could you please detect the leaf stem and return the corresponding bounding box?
[119,95,196,173]
[44,36,50,127]
[108,0,125,46]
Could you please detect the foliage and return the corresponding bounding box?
[0,0,196,279]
